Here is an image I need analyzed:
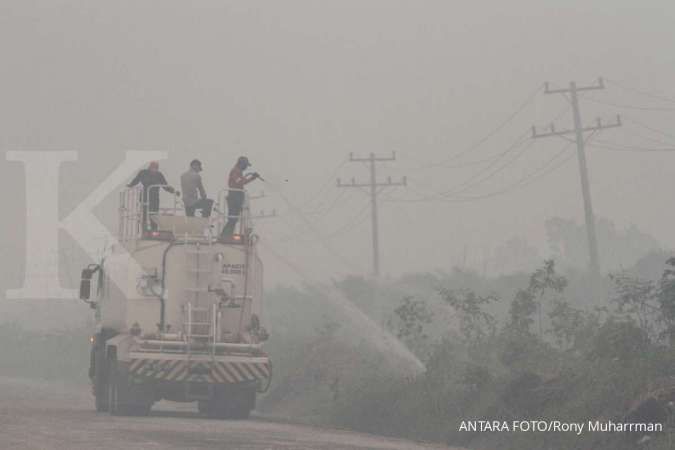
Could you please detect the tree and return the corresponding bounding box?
[509,260,567,338]
[439,289,497,347]
[546,217,661,272]
[388,296,433,358]
[657,257,675,344]
[501,260,567,367]
[610,272,659,340]
[548,297,589,350]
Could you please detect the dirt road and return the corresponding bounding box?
[0,377,458,450]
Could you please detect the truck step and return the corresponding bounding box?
[184,287,209,293]
[184,250,213,255]
[185,306,211,313]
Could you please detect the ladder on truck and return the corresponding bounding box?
[182,234,219,399]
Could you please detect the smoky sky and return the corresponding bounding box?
[1,0,674,289]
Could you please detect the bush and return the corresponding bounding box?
[0,322,91,383]
[312,260,675,450]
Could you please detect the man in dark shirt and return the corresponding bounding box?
[219,156,259,240]
[127,161,178,231]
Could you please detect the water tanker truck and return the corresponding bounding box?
[80,185,270,418]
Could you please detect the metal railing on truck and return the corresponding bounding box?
[118,185,180,241]
[118,185,252,242]
[215,188,251,238]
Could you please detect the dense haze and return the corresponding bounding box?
[3,3,675,449]
[1,1,675,295]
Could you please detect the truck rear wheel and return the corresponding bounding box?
[197,400,210,415]
[230,387,255,420]
[107,357,152,416]
[206,386,255,420]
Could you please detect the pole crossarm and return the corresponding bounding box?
[348,151,397,163]
[544,77,605,94]
[532,116,622,139]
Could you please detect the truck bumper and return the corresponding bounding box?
[126,352,271,384]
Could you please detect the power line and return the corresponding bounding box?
[583,96,675,112]
[623,127,675,148]
[439,137,534,197]
[409,105,570,201]
[276,200,371,244]
[307,189,350,217]
[412,151,521,170]
[258,237,318,283]
[452,131,600,202]
[295,157,349,212]
[262,180,367,273]
[448,142,576,202]
[383,140,575,204]
[258,236,427,373]
[406,84,543,171]
[393,131,532,202]
[321,202,372,240]
[606,78,675,105]
[394,103,572,175]
[273,187,354,241]
[624,116,675,141]
[441,131,532,190]
[459,132,599,201]
[589,140,675,153]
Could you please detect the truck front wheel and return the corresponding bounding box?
[107,356,152,416]
[93,347,109,412]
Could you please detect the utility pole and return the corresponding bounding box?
[337,152,406,276]
[532,78,621,278]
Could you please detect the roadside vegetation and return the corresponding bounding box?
[262,254,675,450]
[3,252,675,449]
[0,321,91,383]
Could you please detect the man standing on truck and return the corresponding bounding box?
[181,159,214,217]
[127,161,178,231]
[219,156,260,240]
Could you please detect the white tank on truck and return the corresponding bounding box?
[80,185,271,418]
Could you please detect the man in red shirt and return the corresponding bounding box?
[220,156,259,239]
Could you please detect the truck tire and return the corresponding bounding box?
[207,386,255,420]
[197,401,210,415]
[93,347,109,412]
[230,388,255,420]
[107,356,152,416]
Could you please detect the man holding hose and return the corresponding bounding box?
[219,156,260,240]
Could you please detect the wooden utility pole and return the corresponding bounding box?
[337,152,406,276]
[532,78,621,277]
